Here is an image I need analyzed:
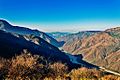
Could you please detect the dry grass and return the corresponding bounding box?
[0,50,120,80]
[49,62,68,76]
[69,67,102,80]
[0,50,44,80]
[101,75,120,80]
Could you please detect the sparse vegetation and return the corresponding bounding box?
[0,50,120,80]
[109,32,120,38]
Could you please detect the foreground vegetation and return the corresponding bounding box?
[0,50,120,80]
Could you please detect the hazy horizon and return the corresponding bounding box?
[1,0,120,32]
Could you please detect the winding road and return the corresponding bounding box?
[99,67,120,76]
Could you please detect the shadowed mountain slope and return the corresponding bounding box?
[0,20,62,47]
[0,30,99,69]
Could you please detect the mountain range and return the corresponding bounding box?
[0,20,99,69]
[0,20,63,47]
[0,19,120,74]
[47,32,71,39]
[59,27,120,73]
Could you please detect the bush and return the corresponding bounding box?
[0,50,45,80]
[69,67,102,80]
[0,50,120,80]
[49,62,68,77]
[0,50,69,80]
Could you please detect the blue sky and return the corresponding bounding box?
[0,0,120,32]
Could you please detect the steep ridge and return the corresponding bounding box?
[0,30,100,69]
[105,27,120,38]
[0,20,61,47]
[0,30,68,61]
[62,27,120,73]
[60,31,100,53]
[13,34,60,52]
[57,31,100,43]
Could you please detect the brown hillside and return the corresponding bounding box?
[63,27,120,73]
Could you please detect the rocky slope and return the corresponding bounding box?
[62,27,120,73]
[105,27,120,38]
[58,31,100,53]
